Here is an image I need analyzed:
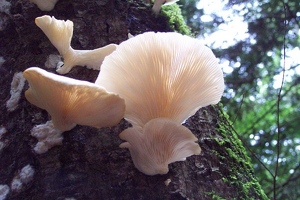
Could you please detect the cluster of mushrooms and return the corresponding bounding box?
[23,15,224,175]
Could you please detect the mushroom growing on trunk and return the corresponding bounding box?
[119,118,201,175]
[95,32,224,175]
[24,67,125,131]
[30,0,59,11]
[35,15,117,74]
[152,0,179,14]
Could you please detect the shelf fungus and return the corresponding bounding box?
[96,32,224,175]
[23,67,125,132]
[35,15,117,74]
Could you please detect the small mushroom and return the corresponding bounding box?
[23,67,125,131]
[96,32,224,127]
[30,0,59,11]
[152,0,179,14]
[119,118,201,175]
[35,15,117,74]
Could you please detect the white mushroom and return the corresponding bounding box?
[95,32,224,128]
[119,118,201,175]
[152,0,179,14]
[96,31,223,175]
[35,15,117,74]
[23,67,125,131]
[30,0,59,11]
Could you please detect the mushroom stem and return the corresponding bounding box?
[57,44,117,74]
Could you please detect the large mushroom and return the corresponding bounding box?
[35,15,117,74]
[96,32,224,127]
[95,32,224,175]
[23,67,125,131]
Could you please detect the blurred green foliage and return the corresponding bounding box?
[178,0,300,199]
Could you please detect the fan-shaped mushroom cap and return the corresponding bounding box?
[119,118,201,175]
[35,15,73,56]
[23,67,125,131]
[95,32,224,127]
[35,15,117,74]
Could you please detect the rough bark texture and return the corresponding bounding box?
[0,0,268,199]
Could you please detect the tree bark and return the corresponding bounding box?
[0,0,268,199]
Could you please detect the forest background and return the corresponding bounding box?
[178,0,300,199]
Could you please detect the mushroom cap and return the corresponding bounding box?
[119,118,201,175]
[95,32,224,127]
[35,15,73,56]
[23,67,125,131]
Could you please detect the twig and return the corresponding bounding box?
[217,105,274,177]
[273,2,287,200]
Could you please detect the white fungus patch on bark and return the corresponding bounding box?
[10,165,35,192]
[0,0,11,14]
[31,120,63,154]
[0,127,7,139]
[19,165,35,184]
[0,184,10,200]
[6,72,26,112]
[10,179,22,192]
[45,54,62,69]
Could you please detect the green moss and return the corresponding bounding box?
[214,137,226,146]
[213,105,269,200]
[160,4,192,35]
[212,195,226,200]
[205,191,227,200]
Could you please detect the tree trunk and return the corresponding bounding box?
[0,0,268,199]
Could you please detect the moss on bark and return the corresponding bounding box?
[212,104,268,199]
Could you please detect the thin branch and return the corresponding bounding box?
[267,164,300,196]
[232,93,245,124]
[239,81,295,135]
[273,3,287,200]
[217,105,274,177]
